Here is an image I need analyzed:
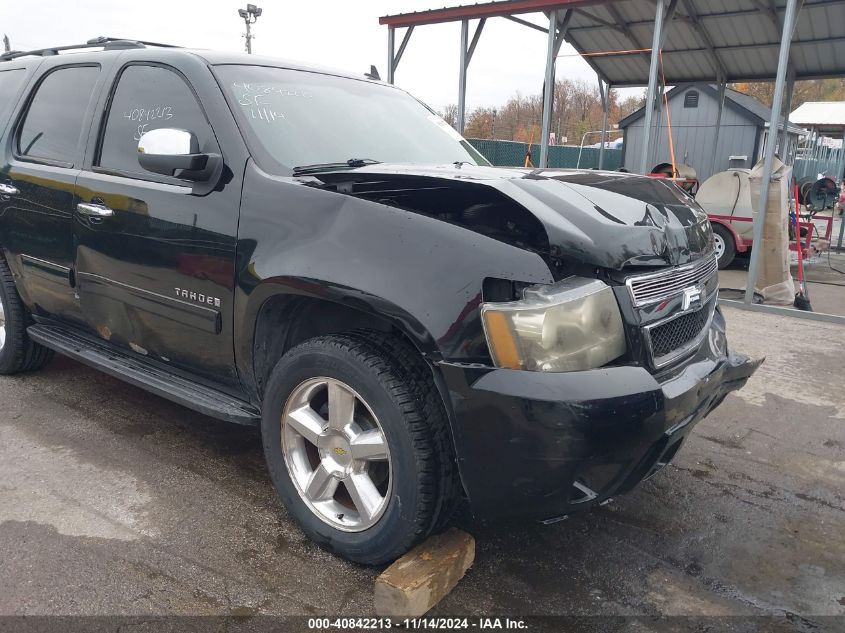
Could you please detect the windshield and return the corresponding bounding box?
[214,65,488,173]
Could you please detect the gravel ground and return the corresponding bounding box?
[0,306,842,631]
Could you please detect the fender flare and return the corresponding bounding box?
[235,276,467,494]
[235,276,444,395]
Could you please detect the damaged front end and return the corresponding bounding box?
[439,328,762,520]
[298,164,724,371]
[289,164,761,520]
[299,165,713,274]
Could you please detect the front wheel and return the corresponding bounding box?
[261,331,459,565]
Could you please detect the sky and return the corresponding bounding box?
[1,0,640,113]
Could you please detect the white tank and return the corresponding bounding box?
[696,169,755,238]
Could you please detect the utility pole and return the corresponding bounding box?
[238,4,262,54]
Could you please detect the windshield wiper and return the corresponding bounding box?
[292,158,381,176]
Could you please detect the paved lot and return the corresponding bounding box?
[0,307,843,627]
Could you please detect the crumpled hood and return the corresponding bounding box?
[503,170,713,269]
[304,164,714,271]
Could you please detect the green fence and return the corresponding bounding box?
[468,138,623,170]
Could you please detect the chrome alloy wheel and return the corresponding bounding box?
[713,232,726,261]
[281,377,392,531]
[0,292,6,351]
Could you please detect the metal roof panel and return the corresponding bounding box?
[790,101,845,126]
[379,0,845,85]
[561,0,845,85]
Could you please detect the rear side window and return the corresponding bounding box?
[0,69,26,122]
[17,65,99,164]
[98,64,214,174]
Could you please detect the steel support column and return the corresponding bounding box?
[598,78,610,169]
[387,26,414,85]
[638,0,666,174]
[387,27,395,84]
[710,79,726,176]
[457,20,469,133]
[456,19,485,134]
[539,10,558,168]
[649,82,666,170]
[539,10,572,168]
[780,69,796,161]
[744,0,800,305]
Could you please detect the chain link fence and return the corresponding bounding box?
[468,138,623,170]
[794,154,845,181]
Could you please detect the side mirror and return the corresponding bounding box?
[137,128,217,180]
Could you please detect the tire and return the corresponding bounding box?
[0,257,54,374]
[260,330,460,565]
[712,224,736,270]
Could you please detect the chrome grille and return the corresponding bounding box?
[649,306,711,359]
[644,300,716,369]
[626,256,718,307]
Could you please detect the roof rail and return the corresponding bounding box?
[0,36,179,62]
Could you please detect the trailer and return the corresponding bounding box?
[706,210,834,269]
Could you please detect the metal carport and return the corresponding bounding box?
[379,0,845,323]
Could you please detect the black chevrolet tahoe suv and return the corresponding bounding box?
[0,38,760,564]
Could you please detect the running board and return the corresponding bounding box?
[27,323,261,426]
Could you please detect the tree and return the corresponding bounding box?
[464,107,496,139]
[460,78,635,145]
[617,94,645,120]
[439,104,458,127]
[731,79,845,111]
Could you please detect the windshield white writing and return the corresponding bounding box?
[231,82,309,124]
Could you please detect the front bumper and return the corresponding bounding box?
[439,309,762,520]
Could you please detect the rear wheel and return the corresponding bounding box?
[261,331,460,564]
[0,257,54,374]
[712,224,736,270]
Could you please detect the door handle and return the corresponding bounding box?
[77,202,114,217]
[0,183,19,195]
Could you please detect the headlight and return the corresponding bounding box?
[480,277,626,372]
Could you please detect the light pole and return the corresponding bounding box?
[238,4,262,54]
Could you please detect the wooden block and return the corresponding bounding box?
[374,528,475,617]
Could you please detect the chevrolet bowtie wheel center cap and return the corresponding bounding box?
[319,431,354,474]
